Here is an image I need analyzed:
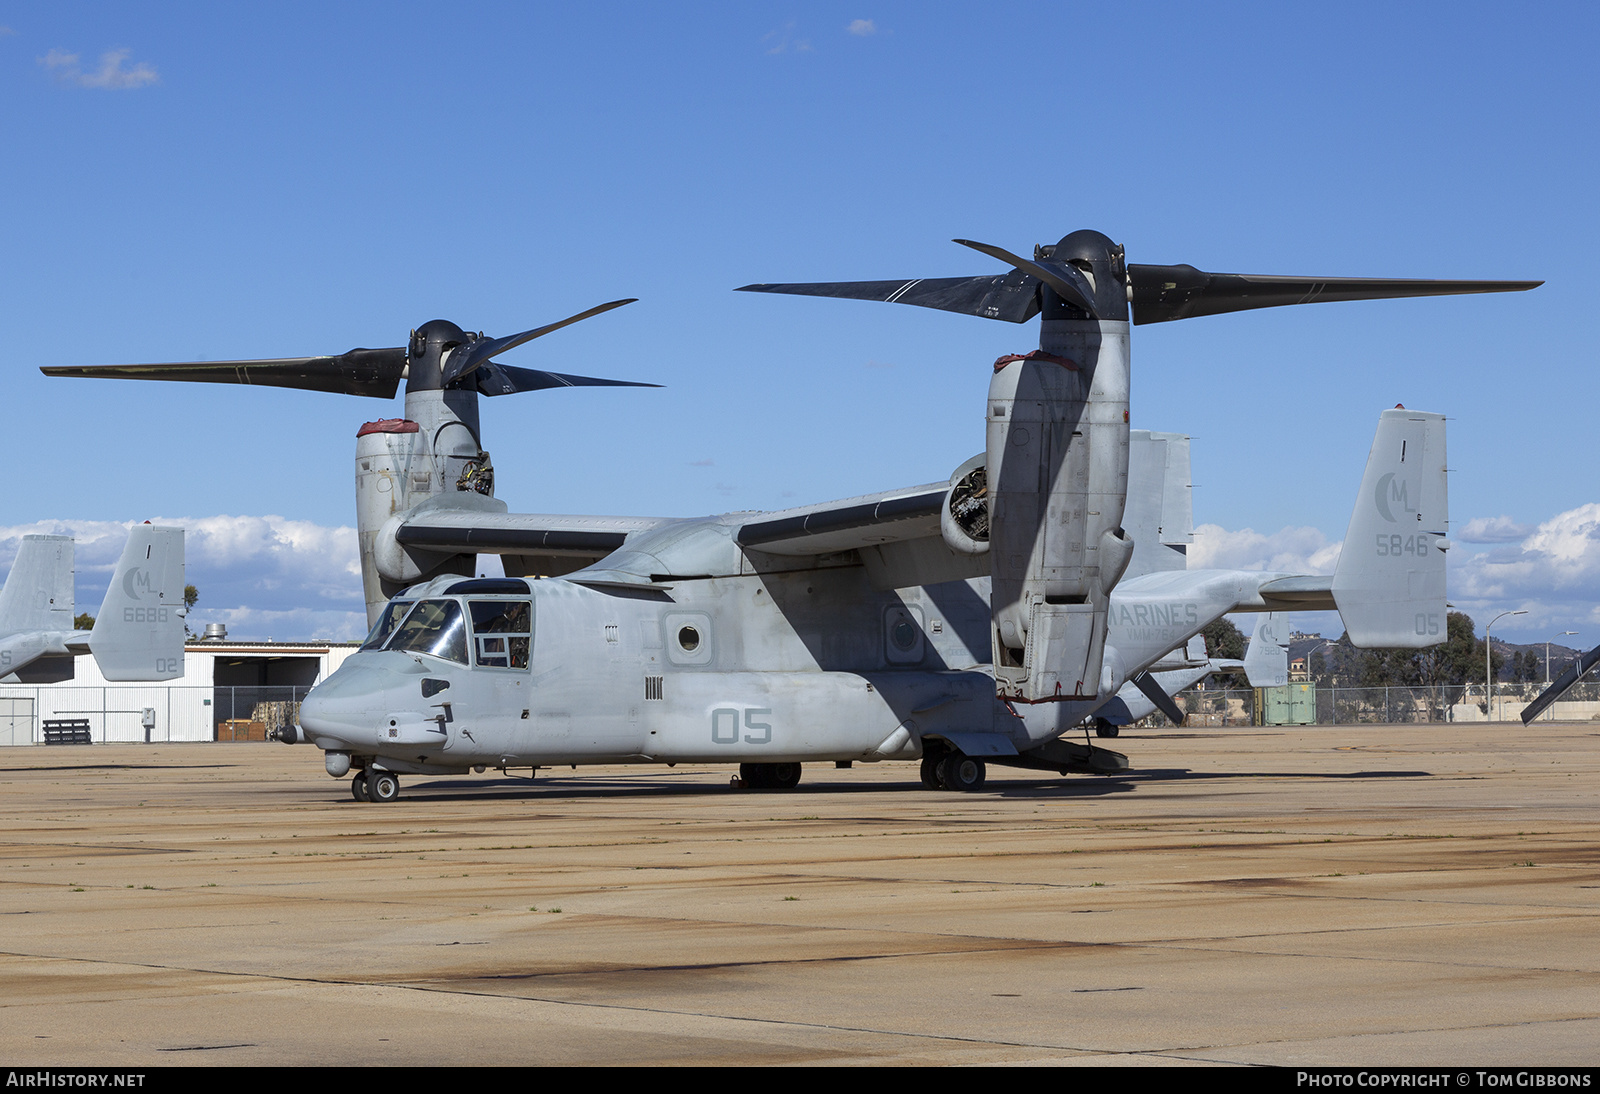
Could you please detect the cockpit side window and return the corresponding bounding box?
[386,599,469,665]
[361,600,416,651]
[470,599,532,669]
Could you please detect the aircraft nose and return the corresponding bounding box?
[298,659,411,744]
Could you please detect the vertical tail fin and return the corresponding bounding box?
[1243,612,1290,687]
[0,535,74,633]
[1122,430,1193,580]
[1331,408,1448,647]
[89,527,186,681]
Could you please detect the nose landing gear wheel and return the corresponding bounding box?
[368,771,400,803]
[937,753,987,792]
[351,772,370,802]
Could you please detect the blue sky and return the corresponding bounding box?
[2,3,1596,645]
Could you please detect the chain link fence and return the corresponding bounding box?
[1151,679,1600,728]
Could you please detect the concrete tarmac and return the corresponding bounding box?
[0,723,1595,1067]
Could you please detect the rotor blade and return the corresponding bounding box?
[41,347,408,399]
[951,239,1097,314]
[1520,643,1600,725]
[736,271,1042,323]
[442,298,638,386]
[1128,264,1542,325]
[474,361,662,397]
[1130,670,1187,727]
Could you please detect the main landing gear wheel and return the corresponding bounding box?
[938,753,987,792]
[350,772,370,802]
[739,762,802,790]
[368,771,400,803]
[1093,719,1120,739]
[920,755,945,790]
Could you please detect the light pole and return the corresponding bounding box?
[1547,631,1578,684]
[1305,640,1331,682]
[1487,609,1527,721]
[1546,630,1578,722]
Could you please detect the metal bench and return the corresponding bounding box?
[41,719,92,745]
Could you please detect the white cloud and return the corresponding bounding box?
[1188,523,1341,575]
[0,515,362,640]
[1450,503,1600,611]
[848,19,877,36]
[1457,515,1535,543]
[41,47,158,89]
[204,606,369,644]
[764,22,812,54]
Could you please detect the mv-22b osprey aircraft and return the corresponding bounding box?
[46,230,1538,801]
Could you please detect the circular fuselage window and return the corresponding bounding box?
[678,626,701,652]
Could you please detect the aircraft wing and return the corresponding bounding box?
[734,485,948,557]
[394,511,671,563]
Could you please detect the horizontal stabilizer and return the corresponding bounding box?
[89,527,185,681]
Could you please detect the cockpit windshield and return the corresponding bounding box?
[385,599,469,664]
[361,600,415,651]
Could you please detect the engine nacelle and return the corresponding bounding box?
[354,396,493,626]
[940,453,991,556]
[986,318,1130,703]
[356,419,433,618]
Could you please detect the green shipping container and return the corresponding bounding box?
[1256,683,1316,725]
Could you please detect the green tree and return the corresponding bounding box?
[73,612,94,630]
[1202,618,1247,688]
[1201,618,1245,660]
[1412,611,1485,689]
[1412,611,1488,719]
